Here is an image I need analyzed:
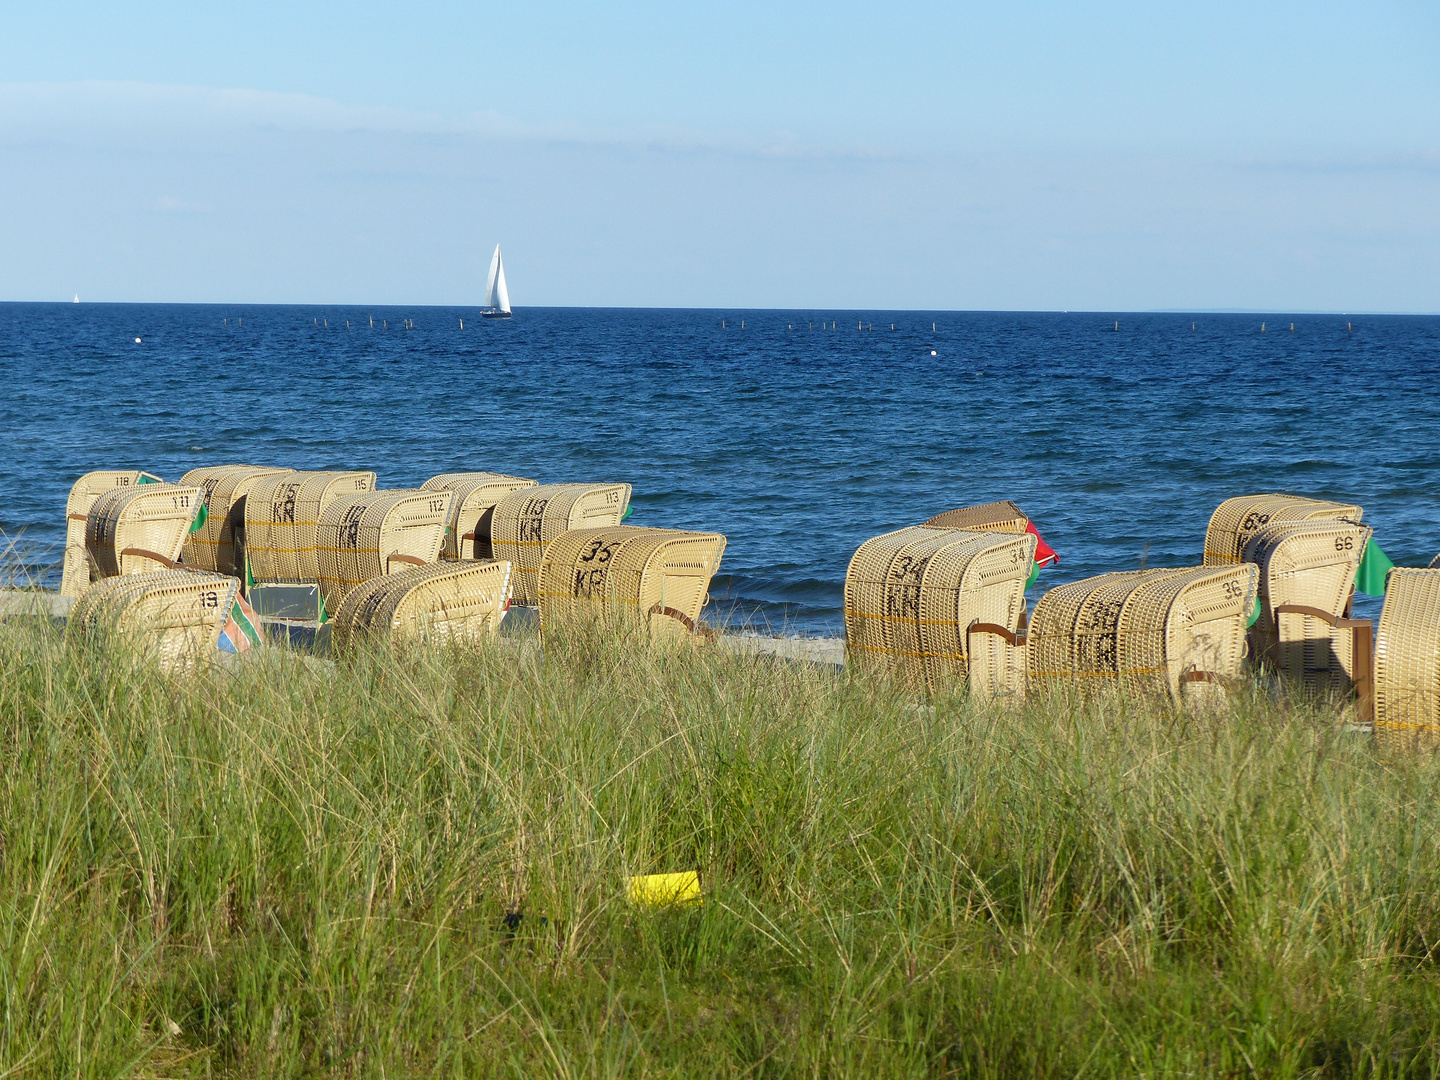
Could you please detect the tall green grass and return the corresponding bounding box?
[2,616,1440,1078]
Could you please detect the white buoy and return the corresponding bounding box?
[134,337,141,343]
[1261,322,1266,333]
[370,316,374,328]
[930,350,937,356]
[932,322,936,332]
[460,318,464,329]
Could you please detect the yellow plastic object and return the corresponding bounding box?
[627,871,702,909]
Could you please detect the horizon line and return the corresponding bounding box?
[4,300,1438,317]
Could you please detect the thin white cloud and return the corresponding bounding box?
[0,80,902,163]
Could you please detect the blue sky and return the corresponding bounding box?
[2,1,1437,309]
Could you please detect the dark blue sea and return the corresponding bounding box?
[3,303,1438,634]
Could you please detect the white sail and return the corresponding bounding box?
[494,248,511,313]
[483,244,502,310]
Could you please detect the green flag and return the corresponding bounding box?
[1025,560,1041,591]
[1248,594,1262,627]
[1355,538,1396,598]
[187,501,209,534]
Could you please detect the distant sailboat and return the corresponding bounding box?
[73,294,80,303]
[481,244,512,319]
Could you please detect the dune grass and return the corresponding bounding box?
[2,616,1440,1078]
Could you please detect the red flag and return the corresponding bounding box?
[1026,520,1058,567]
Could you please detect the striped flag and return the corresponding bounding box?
[217,594,264,653]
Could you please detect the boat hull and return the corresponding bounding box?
[481,311,512,320]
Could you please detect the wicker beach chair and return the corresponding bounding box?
[69,568,238,672]
[537,526,727,640]
[315,489,452,611]
[1203,494,1362,567]
[243,471,377,584]
[844,526,1035,693]
[179,465,290,576]
[491,483,632,605]
[1374,568,1440,747]
[85,484,204,582]
[1028,565,1258,704]
[1242,519,1372,695]
[420,472,538,560]
[60,470,163,596]
[1429,554,1440,570]
[331,559,513,651]
[922,500,1031,534]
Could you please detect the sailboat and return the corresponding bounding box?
[481,243,512,319]
[73,294,80,303]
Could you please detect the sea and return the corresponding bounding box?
[3,303,1439,635]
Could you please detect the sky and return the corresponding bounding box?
[1,1,1437,310]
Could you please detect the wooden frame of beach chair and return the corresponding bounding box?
[69,568,238,672]
[179,465,290,576]
[922,500,1030,534]
[331,559,514,651]
[315,489,452,612]
[1373,569,1440,747]
[1203,494,1362,567]
[537,526,727,641]
[85,484,204,581]
[420,472,539,560]
[1242,519,1372,696]
[844,526,1035,693]
[60,470,164,596]
[243,471,377,585]
[491,484,633,606]
[1028,565,1258,704]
